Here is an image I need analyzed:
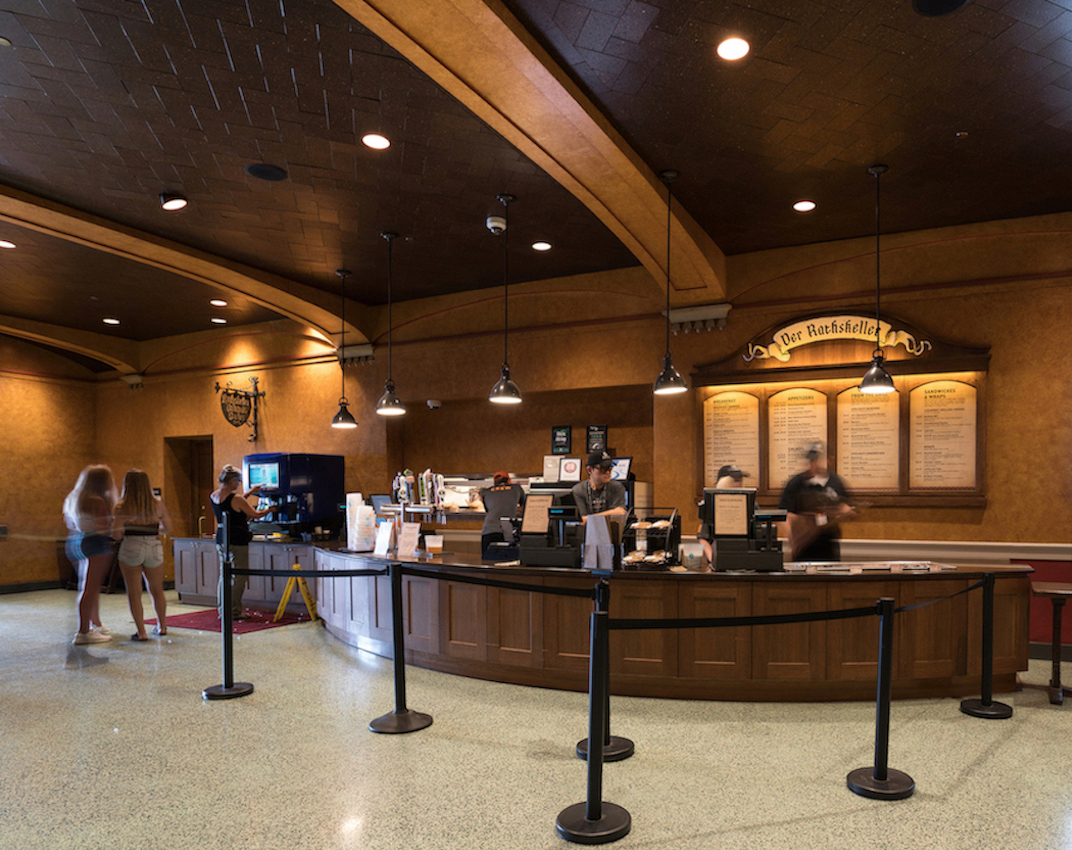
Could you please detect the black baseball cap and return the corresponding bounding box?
[587,450,614,469]
[717,464,747,480]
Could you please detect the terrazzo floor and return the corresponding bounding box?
[1,587,1069,850]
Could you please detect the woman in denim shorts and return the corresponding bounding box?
[63,465,118,644]
[114,469,173,641]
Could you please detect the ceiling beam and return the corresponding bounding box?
[0,315,141,375]
[335,0,727,301]
[0,184,368,347]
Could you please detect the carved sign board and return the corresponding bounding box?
[745,314,932,363]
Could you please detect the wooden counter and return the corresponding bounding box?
[314,549,1030,702]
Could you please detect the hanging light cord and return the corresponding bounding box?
[664,175,673,357]
[874,168,881,351]
[385,234,394,381]
[501,196,510,366]
[337,269,349,397]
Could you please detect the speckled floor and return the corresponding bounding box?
[1,587,1069,850]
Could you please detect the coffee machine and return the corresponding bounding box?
[242,453,345,538]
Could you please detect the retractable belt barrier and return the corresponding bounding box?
[197,539,1012,846]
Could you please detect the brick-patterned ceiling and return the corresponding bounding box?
[1,0,1071,358]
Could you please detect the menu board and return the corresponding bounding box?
[910,381,977,488]
[836,387,900,490]
[703,391,760,486]
[768,388,827,489]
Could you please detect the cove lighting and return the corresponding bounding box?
[717,37,749,61]
[793,199,816,212]
[362,133,391,150]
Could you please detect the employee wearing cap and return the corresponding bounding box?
[476,471,525,558]
[698,464,749,568]
[571,451,627,524]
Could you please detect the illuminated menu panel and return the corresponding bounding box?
[910,381,977,489]
[768,388,827,490]
[703,391,760,486]
[836,387,900,490]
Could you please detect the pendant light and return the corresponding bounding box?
[331,268,358,428]
[653,170,688,395]
[376,231,406,416]
[488,193,522,405]
[859,164,896,395]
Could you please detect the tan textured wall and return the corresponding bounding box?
[0,340,98,587]
[4,214,1072,588]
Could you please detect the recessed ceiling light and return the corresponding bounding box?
[209,299,228,307]
[955,131,969,139]
[0,37,11,48]
[103,317,120,325]
[210,317,227,324]
[0,240,15,249]
[159,192,188,211]
[717,37,750,61]
[793,199,816,213]
[244,163,288,181]
[362,133,391,150]
[532,241,552,251]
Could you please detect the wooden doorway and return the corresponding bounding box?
[164,436,215,544]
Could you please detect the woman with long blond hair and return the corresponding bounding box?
[114,469,173,641]
[63,465,118,645]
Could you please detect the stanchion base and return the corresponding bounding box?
[202,682,254,700]
[555,801,631,845]
[960,698,1013,719]
[846,767,915,800]
[575,736,635,762]
[369,709,433,734]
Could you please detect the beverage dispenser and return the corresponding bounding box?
[242,453,345,537]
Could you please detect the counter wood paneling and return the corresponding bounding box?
[315,549,1030,702]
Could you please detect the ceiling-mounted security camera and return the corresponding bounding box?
[485,214,506,235]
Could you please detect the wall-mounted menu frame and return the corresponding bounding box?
[692,312,988,508]
[703,390,760,487]
[697,372,985,507]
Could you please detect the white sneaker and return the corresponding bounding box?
[73,630,111,645]
[92,624,112,636]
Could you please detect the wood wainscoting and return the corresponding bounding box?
[315,550,1030,702]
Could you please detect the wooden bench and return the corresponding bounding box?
[1030,582,1072,705]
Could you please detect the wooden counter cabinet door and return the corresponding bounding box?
[751,580,827,681]
[173,538,220,600]
[254,544,315,612]
[678,580,751,680]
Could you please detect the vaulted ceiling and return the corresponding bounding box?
[1,0,1070,371]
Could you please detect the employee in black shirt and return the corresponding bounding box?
[571,451,627,524]
[476,471,525,557]
[778,442,855,562]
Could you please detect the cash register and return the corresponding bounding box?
[702,487,785,572]
[517,489,583,568]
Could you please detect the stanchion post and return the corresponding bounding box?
[577,580,634,763]
[847,597,914,800]
[204,513,254,700]
[556,609,631,844]
[961,572,1013,718]
[369,562,433,734]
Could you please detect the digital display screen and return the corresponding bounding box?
[248,462,279,490]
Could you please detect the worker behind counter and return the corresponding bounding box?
[475,471,525,557]
[697,464,749,569]
[571,450,627,524]
[778,442,856,562]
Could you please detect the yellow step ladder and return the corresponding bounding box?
[273,560,318,623]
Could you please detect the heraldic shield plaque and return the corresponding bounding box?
[220,388,252,427]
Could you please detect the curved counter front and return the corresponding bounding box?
[313,549,1030,702]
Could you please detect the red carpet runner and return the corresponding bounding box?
[145,608,314,635]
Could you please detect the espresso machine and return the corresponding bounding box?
[242,453,345,538]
